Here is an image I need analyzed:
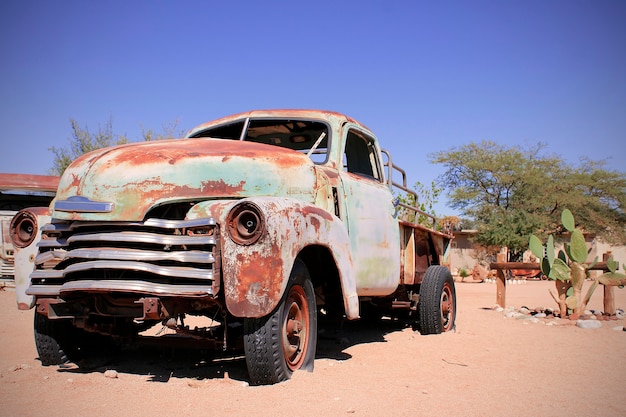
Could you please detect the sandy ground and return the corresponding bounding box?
[0,279,624,417]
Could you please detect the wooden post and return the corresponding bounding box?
[496,269,506,307]
[604,286,616,315]
[489,258,611,313]
[603,252,616,315]
[496,253,507,307]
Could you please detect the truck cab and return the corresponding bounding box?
[187,110,402,301]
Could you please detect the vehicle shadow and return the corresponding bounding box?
[316,316,409,360]
[55,317,412,384]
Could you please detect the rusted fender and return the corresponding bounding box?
[187,197,359,319]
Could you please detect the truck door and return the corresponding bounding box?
[338,127,400,296]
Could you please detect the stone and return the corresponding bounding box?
[104,369,119,379]
[575,320,602,329]
[504,311,519,319]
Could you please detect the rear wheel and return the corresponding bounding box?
[243,259,317,385]
[418,265,456,334]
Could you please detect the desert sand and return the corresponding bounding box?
[0,278,624,417]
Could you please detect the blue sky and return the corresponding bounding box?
[1,1,624,215]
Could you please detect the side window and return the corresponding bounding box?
[343,130,382,182]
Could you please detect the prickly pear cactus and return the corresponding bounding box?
[529,209,596,318]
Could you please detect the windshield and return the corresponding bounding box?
[189,118,330,164]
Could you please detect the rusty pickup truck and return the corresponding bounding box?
[27,110,455,384]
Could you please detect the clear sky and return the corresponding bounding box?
[1,0,624,215]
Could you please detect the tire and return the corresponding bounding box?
[34,312,75,366]
[418,265,456,334]
[34,312,117,367]
[243,259,317,385]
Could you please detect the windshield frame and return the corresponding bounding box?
[188,116,332,165]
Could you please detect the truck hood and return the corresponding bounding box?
[53,138,317,221]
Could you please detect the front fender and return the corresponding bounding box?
[187,197,359,319]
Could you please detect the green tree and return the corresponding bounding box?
[49,117,184,175]
[430,140,626,260]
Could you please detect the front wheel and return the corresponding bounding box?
[418,265,456,334]
[34,312,118,367]
[34,312,75,366]
[243,259,317,385]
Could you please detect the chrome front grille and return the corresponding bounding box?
[28,218,220,297]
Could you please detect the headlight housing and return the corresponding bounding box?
[227,202,265,245]
[10,209,38,248]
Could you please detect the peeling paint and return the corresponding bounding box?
[53,139,317,221]
[218,196,356,318]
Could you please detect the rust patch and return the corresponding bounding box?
[228,250,284,317]
[97,142,189,166]
[201,179,245,195]
[308,216,321,234]
[69,173,81,189]
[297,205,333,222]
[102,139,310,170]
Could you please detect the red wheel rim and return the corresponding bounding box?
[440,282,455,332]
[282,285,310,370]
